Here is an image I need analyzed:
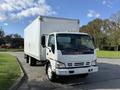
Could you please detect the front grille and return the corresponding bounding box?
[68,63,72,67]
[86,62,90,66]
[74,62,84,67]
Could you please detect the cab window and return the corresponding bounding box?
[48,34,55,53]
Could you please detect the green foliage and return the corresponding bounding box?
[80,18,105,48]
[0,27,24,49]
[0,27,5,38]
[0,48,23,52]
[97,50,120,58]
[80,17,120,51]
[0,53,20,90]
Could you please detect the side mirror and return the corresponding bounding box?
[41,36,46,47]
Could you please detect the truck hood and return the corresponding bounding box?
[57,50,96,67]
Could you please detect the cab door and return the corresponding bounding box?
[46,34,56,63]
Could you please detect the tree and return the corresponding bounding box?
[80,18,104,48]
[0,26,5,38]
[80,11,120,51]
[12,33,21,38]
[0,26,5,46]
[109,11,120,50]
[4,33,23,48]
[80,17,120,50]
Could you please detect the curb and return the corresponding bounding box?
[9,58,28,90]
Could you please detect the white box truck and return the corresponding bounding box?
[24,16,98,81]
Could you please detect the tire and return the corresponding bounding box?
[26,55,29,63]
[47,64,56,82]
[29,57,36,66]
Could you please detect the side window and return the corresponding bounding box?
[48,34,55,46]
[48,34,55,53]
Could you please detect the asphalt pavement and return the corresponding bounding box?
[10,52,120,90]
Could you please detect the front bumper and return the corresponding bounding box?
[55,66,98,76]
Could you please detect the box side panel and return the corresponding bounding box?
[24,17,40,60]
[24,16,79,61]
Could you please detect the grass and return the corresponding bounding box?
[0,53,21,90]
[97,50,120,58]
[0,48,23,52]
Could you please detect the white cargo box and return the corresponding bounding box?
[24,16,79,61]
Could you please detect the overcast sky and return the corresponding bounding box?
[0,0,120,37]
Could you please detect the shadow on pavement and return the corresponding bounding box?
[27,62,120,90]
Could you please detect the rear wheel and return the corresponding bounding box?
[24,54,26,59]
[47,64,56,81]
[26,55,29,63]
[29,57,36,66]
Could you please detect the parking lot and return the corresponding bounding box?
[11,52,120,90]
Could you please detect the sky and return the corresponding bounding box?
[0,0,120,37]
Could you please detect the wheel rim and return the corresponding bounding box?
[47,66,52,79]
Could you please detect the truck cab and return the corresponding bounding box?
[42,32,98,81]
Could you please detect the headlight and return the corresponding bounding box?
[91,59,97,66]
[56,61,66,68]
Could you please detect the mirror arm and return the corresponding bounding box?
[46,47,51,52]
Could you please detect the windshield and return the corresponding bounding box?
[56,34,94,55]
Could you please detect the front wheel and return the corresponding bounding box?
[47,64,56,81]
[29,57,36,66]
